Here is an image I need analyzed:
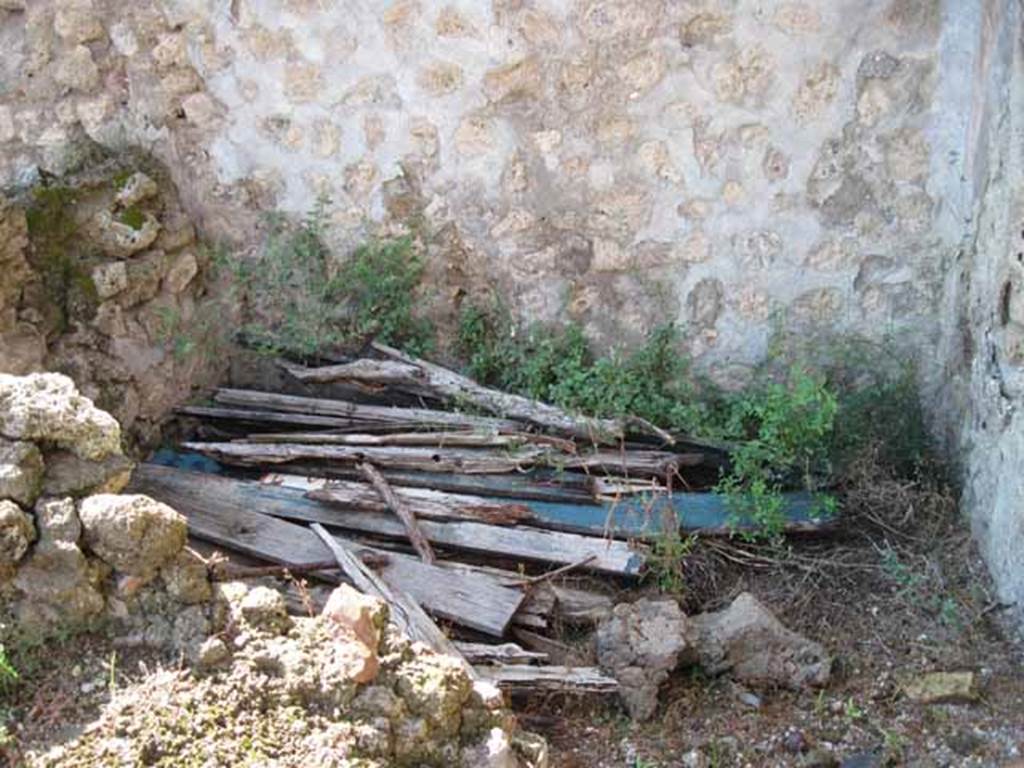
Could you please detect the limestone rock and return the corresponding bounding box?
[0,438,44,506]
[33,495,81,544]
[13,539,107,627]
[91,261,129,300]
[690,592,831,689]
[239,585,293,634]
[0,498,35,567]
[93,209,161,258]
[160,548,212,604]
[115,172,159,207]
[0,373,122,460]
[164,251,199,293]
[322,583,387,650]
[78,493,187,579]
[595,598,693,720]
[42,450,133,497]
[902,671,979,704]
[196,636,230,668]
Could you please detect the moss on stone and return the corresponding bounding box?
[118,206,146,231]
[24,185,100,332]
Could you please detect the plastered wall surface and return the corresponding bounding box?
[0,0,1022,623]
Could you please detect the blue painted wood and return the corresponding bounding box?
[505,492,833,538]
[149,450,834,539]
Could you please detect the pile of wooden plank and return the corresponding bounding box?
[131,344,831,694]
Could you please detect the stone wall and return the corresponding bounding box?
[938,1,1024,628]
[0,160,227,449]
[1,1,1023,622]
[0,0,966,381]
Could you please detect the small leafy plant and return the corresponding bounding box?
[229,199,429,359]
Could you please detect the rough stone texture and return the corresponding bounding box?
[0,0,979,364]
[0,437,44,506]
[159,548,212,605]
[12,539,107,628]
[33,495,81,544]
[41,449,133,497]
[932,0,1024,634]
[0,498,35,568]
[0,0,1022,627]
[594,597,693,720]
[689,592,831,689]
[31,582,542,768]
[78,493,187,580]
[239,584,294,635]
[0,163,227,449]
[0,373,121,460]
[902,671,980,704]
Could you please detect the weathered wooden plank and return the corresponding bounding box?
[130,465,524,635]
[183,440,550,474]
[134,464,645,576]
[477,665,619,693]
[454,642,547,665]
[253,463,599,504]
[177,405,358,429]
[263,472,534,525]
[518,493,834,538]
[215,388,522,432]
[284,359,424,386]
[242,430,531,448]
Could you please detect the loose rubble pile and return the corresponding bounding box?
[33,581,546,768]
[595,593,831,720]
[1,371,545,766]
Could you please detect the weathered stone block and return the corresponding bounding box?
[0,438,44,506]
[78,493,187,579]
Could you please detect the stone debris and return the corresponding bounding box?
[0,498,35,567]
[902,670,980,704]
[0,373,122,460]
[690,591,832,689]
[0,438,44,506]
[595,592,831,720]
[78,493,187,581]
[595,597,693,720]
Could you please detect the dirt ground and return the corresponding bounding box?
[523,468,1024,768]
[3,468,1023,768]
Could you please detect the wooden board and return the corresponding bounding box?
[260,472,534,525]
[477,665,619,693]
[134,464,644,576]
[215,388,522,432]
[130,466,524,636]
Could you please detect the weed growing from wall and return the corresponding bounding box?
[455,301,929,541]
[228,199,430,359]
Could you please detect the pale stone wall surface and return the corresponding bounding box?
[1,0,1023,622]
[0,0,961,378]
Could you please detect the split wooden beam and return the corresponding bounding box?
[310,523,468,670]
[454,642,548,665]
[357,462,435,564]
[264,472,535,525]
[476,664,619,694]
[369,342,630,444]
[183,440,550,474]
[214,388,522,433]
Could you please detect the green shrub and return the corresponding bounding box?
[340,235,432,355]
[230,200,430,359]
[455,302,858,538]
